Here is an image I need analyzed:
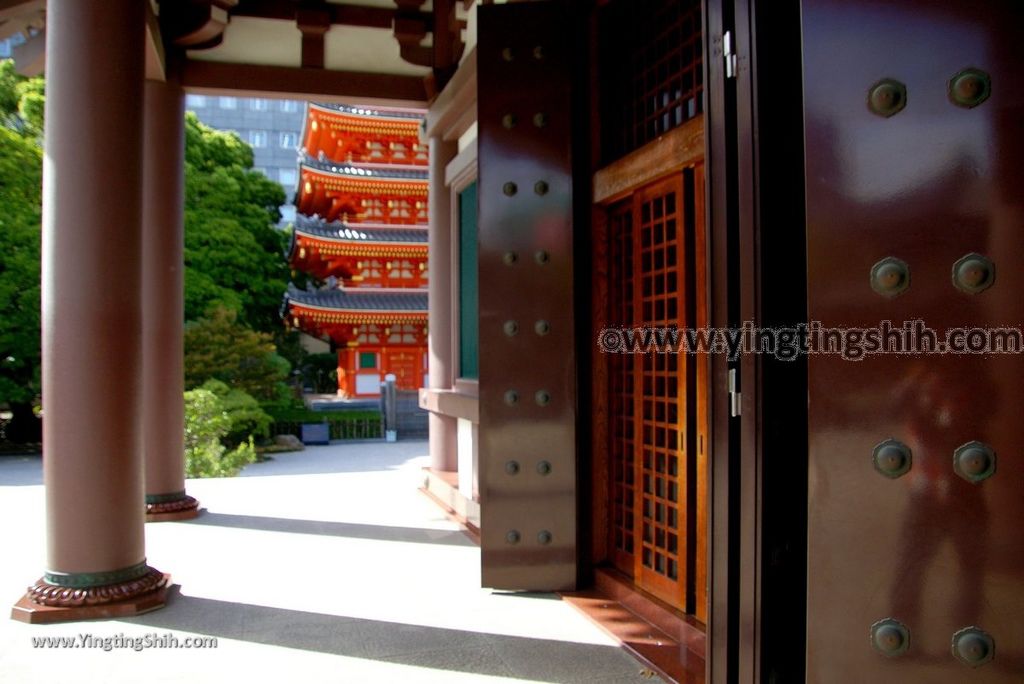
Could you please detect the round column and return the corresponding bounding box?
[427,136,458,471]
[12,0,166,622]
[142,78,198,521]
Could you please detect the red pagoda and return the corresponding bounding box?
[284,103,429,397]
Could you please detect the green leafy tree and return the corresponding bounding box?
[184,113,289,332]
[184,307,291,402]
[0,61,43,424]
[0,67,296,442]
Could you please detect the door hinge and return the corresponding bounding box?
[724,30,738,79]
[729,368,741,417]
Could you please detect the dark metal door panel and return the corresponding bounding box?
[477,1,578,590]
[802,1,1024,680]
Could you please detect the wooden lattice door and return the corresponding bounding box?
[608,201,637,575]
[632,176,688,607]
[606,169,707,618]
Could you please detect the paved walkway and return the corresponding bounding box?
[0,441,648,683]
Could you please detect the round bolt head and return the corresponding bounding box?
[532,45,544,60]
[533,112,549,128]
[537,530,552,545]
[534,320,550,336]
[873,439,912,479]
[504,460,520,475]
[502,251,518,265]
[505,529,521,544]
[954,441,996,483]
[501,47,514,62]
[536,460,552,476]
[503,182,518,196]
[949,68,991,109]
[503,320,519,337]
[952,252,995,294]
[534,180,549,196]
[871,618,910,657]
[534,250,549,265]
[870,256,910,297]
[952,626,994,667]
[502,113,517,129]
[535,390,551,406]
[868,78,907,117]
[503,390,519,406]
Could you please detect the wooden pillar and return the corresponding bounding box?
[427,136,458,471]
[12,0,168,623]
[142,78,198,521]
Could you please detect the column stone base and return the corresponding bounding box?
[145,493,200,522]
[11,569,170,624]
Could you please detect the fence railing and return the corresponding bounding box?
[270,415,383,441]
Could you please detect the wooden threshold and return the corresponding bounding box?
[560,568,706,684]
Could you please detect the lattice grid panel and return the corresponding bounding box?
[634,180,686,601]
[600,0,704,163]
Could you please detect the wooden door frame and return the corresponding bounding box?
[705,0,809,681]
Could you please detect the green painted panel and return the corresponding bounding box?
[459,181,479,379]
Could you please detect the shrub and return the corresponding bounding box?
[184,387,259,478]
[199,379,272,447]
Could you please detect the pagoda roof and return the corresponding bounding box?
[308,102,425,122]
[285,284,427,313]
[300,156,428,182]
[293,215,427,244]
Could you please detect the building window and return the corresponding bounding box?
[253,167,268,177]
[248,130,268,148]
[457,181,479,379]
[279,205,297,223]
[280,132,298,149]
[185,94,207,108]
[359,352,377,370]
[250,98,269,111]
[280,100,299,113]
[279,168,297,186]
[218,96,237,109]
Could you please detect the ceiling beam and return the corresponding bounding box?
[181,59,428,106]
[296,6,330,69]
[231,1,409,29]
[145,0,167,81]
[162,0,239,49]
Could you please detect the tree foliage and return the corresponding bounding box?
[0,60,43,407]
[0,66,296,429]
[184,113,289,332]
[184,307,291,402]
[183,387,258,478]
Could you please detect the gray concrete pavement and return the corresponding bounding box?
[0,441,648,683]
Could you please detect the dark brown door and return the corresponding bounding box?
[476,1,580,591]
[802,1,1023,680]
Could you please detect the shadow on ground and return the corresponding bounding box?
[125,587,647,683]
[185,512,475,547]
